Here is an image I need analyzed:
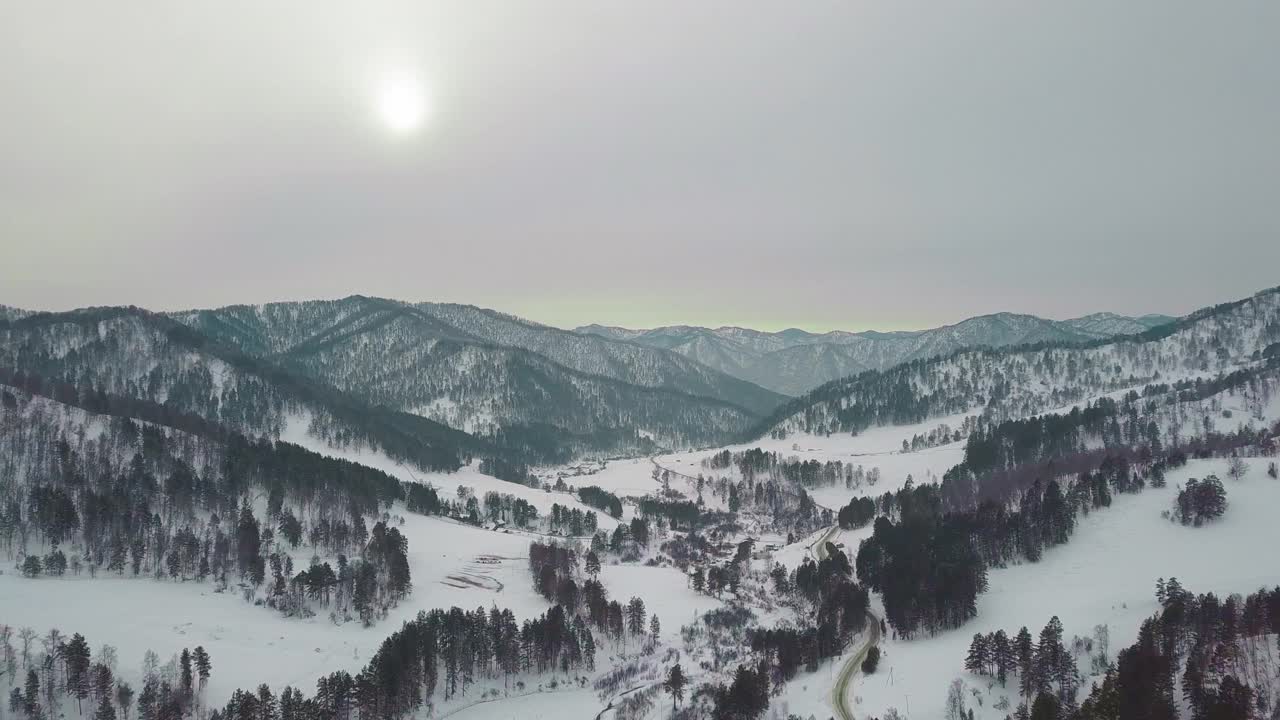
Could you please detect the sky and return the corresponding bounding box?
[2,1,1278,333]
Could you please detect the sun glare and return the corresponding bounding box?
[376,73,429,134]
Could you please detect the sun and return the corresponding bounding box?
[376,73,429,134]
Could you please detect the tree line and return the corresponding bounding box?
[2,624,211,720]
[755,543,870,681]
[575,486,623,519]
[527,541,658,653]
[1075,581,1280,720]
[1,390,414,627]
[212,603,597,720]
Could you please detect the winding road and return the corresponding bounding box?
[811,525,880,720]
[809,524,841,559]
[648,455,879,720]
[829,612,880,720]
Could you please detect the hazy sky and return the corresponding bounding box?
[3,2,1278,332]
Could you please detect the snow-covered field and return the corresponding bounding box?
[852,456,1280,720]
[0,415,727,720]
[542,413,974,517]
[282,412,621,530]
[6,371,1276,720]
[1,510,546,708]
[544,456,662,499]
[445,687,600,720]
[597,563,723,646]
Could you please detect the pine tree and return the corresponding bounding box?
[1033,617,1067,699]
[93,663,114,707]
[1182,652,1206,716]
[581,627,595,671]
[180,649,193,702]
[255,684,276,720]
[24,669,41,718]
[116,683,134,720]
[626,597,647,636]
[1016,626,1035,700]
[1164,577,1185,608]
[192,647,211,695]
[64,633,92,713]
[1206,676,1253,720]
[664,664,686,714]
[992,630,1013,686]
[95,696,117,720]
[965,634,991,676]
[1029,692,1060,720]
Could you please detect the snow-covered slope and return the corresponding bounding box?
[759,287,1280,437]
[0,306,490,471]
[1062,312,1174,337]
[169,297,784,454]
[576,311,1176,395]
[852,456,1280,720]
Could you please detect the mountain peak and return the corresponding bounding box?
[572,308,1174,395]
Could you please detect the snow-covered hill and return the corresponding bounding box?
[0,300,782,464]
[758,287,1279,437]
[2,287,1277,720]
[577,311,1174,395]
[169,297,783,454]
[0,306,499,472]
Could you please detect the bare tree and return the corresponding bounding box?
[945,678,967,720]
[0,625,15,680]
[1227,456,1249,481]
[18,627,37,669]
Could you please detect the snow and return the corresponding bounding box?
[770,290,1280,435]
[0,511,544,708]
[850,456,1280,720]
[0,412,676,719]
[597,563,723,646]
[7,298,1278,720]
[444,688,601,720]
[544,457,662,499]
[578,310,1170,396]
[281,412,620,530]
[685,413,970,509]
[539,414,972,520]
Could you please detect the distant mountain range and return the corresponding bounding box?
[168,297,786,456]
[576,312,1175,395]
[1,294,1185,468]
[756,288,1279,439]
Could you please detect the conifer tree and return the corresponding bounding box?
[664,663,686,714]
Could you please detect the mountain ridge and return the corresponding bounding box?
[163,296,783,455]
[576,311,1176,395]
[750,285,1280,440]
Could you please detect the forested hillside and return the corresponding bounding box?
[0,307,491,470]
[0,384,415,626]
[3,287,1278,720]
[579,312,1174,395]
[757,287,1280,438]
[171,297,781,453]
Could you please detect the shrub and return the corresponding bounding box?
[861,646,881,674]
[21,555,43,577]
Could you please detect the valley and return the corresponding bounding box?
[3,286,1279,720]
[7,5,1279,718]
